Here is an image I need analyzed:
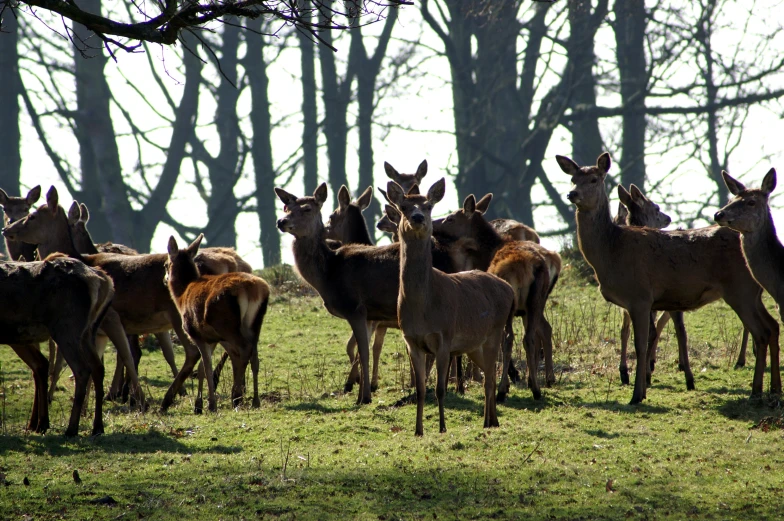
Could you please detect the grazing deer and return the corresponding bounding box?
[557,152,780,403]
[715,169,784,325]
[165,234,269,412]
[1,255,114,436]
[0,186,41,262]
[386,178,515,435]
[489,219,540,243]
[434,194,560,400]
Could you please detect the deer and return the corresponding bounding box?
[715,169,784,326]
[1,254,114,436]
[433,193,561,401]
[384,160,428,192]
[557,152,780,403]
[0,186,41,263]
[489,219,540,243]
[165,234,269,412]
[386,178,515,435]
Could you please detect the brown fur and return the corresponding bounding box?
[0,256,114,436]
[0,185,41,262]
[166,234,269,412]
[387,178,515,435]
[384,160,428,193]
[489,218,540,243]
[558,152,779,403]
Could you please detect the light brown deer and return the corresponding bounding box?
[434,194,561,400]
[165,234,269,412]
[386,178,515,435]
[0,255,114,436]
[0,186,41,262]
[489,219,540,243]
[715,169,784,324]
[557,152,780,403]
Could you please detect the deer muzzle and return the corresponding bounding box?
[713,210,728,224]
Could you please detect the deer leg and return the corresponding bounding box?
[766,304,781,394]
[194,340,217,412]
[628,305,652,404]
[426,335,449,434]
[523,314,542,401]
[64,351,91,437]
[88,341,105,437]
[250,343,260,408]
[371,325,386,392]
[670,312,694,390]
[470,336,500,429]
[619,311,631,385]
[213,350,230,388]
[497,323,514,403]
[453,356,465,395]
[651,311,672,367]
[100,310,145,409]
[540,317,556,387]
[195,361,205,414]
[406,340,427,437]
[343,333,360,393]
[726,294,776,397]
[48,340,67,404]
[10,344,49,434]
[120,335,142,403]
[154,332,186,396]
[229,348,247,408]
[645,312,657,386]
[348,315,373,405]
[161,326,201,412]
[735,328,750,369]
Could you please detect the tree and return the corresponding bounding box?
[0,9,22,224]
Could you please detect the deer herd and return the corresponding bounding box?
[0,153,781,437]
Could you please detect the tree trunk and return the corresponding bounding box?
[614,0,648,190]
[298,5,319,195]
[247,20,282,266]
[72,0,134,246]
[0,12,21,205]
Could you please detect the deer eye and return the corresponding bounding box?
[303,206,312,213]
[591,178,598,184]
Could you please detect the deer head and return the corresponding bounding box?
[557,152,612,211]
[714,168,777,234]
[0,185,41,224]
[384,160,428,194]
[617,185,671,229]
[325,185,373,242]
[386,178,445,241]
[432,193,492,240]
[2,186,63,245]
[275,183,328,238]
[165,234,204,287]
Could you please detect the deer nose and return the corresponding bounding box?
[411,214,425,224]
[566,191,578,202]
[276,217,288,231]
[1,227,12,239]
[714,211,725,222]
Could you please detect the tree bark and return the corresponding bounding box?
[0,12,21,204]
[298,5,319,195]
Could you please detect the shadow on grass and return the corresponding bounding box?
[716,394,782,422]
[0,430,242,457]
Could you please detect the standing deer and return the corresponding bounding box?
[165,234,269,412]
[715,169,784,325]
[0,186,41,262]
[0,255,114,436]
[557,152,780,403]
[386,178,515,435]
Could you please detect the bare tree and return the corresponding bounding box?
[0,10,22,233]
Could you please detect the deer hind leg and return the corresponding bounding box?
[195,341,218,412]
[425,334,449,434]
[250,343,260,408]
[155,331,179,379]
[619,311,631,385]
[474,332,501,428]
[63,344,91,437]
[497,322,514,403]
[371,325,387,392]
[726,294,777,397]
[347,315,372,405]
[213,350,230,388]
[539,317,556,387]
[10,344,49,434]
[160,323,201,412]
[669,312,694,390]
[343,332,360,393]
[100,310,145,409]
[48,340,67,404]
[645,311,657,386]
[406,340,428,437]
[628,305,652,404]
[735,328,750,369]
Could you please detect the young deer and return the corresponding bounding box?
[0,185,41,262]
[557,152,780,403]
[165,234,269,412]
[434,194,561,400]
[384,160,428,192]
[715,169,784,324]
[489,219,540,243]
[0,255,114,436]
[387,178,515,435]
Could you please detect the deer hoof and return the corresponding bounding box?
[64,427,79,438]
[343,382,354,393]
[208,401,217,413]
[178,386,187,397]
[686,378,695,391]
[252,398,261,408]
[734,361,746,369]
[194,398,203,414]
[619,369,630,385]
[356,395,372,405]
[531,389,542,401]
[370,382,379,393]
[508,364,521,384]
[496,391,508,403]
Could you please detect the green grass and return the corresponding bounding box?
[1,265,783,520]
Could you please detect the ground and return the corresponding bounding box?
[1,264,783,520]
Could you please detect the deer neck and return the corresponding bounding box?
[470,217,505,270]
[399,228,434,311]
[36,213,83,260]
[167,261,200,300]
[739,209,784,299]
[575,193,618,275]
[344,207,373,245]
[291,227,334,294]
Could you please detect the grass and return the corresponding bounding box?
[1,264,784,520]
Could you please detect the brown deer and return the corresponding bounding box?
[386,178,515,435]
[0,186,41,262]
[557,152,780,403]
[165,234,269,412]
[434,194,561,400]
[489,219,540,243]
[715,169,784,324]
[1,255,114,436]
[384,160,428,191]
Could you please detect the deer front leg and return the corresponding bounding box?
[497,324,514,403]
[426,334,448,434]
[735,328,750,369]
[347,315,372,405]
[343,333,359,393]
[540,317,556,387]
[161,323,201,412]
[250,343,261,408]
[406,340,427,437]
[193,340,217,412]
[371,325,387,392]
[619,311,631,385]
[670,312,694,390]
[100,310,145,409]
[628,305,652,405]
[47,340,67,404]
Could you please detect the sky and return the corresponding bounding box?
[15,1,784,269]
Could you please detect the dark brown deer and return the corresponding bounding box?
[557,152,780,403]
[0,186,41,262]
[384,160,427,192]
[715,169,784,326]
[386,178,515,435]
[165,234,269,412]
[434,194,560,400]
[1,255,114,436]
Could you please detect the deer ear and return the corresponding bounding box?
[0,188,9,207]
[67,201,81,225]
[386,181,405,207]
[596,153,612,174]
[617,185,633,207]
[313,183,328,206]
[406,184,420,196]
[616,203,629,223]
[167,236,179,258]
[762,168,777,195]
[46,186,59,214]
[384,204,401,225]
[721,171,745,196]
[187,233,204,257]
[377,187,390,203]
[463,194,477,216]
[629,184,646,203]
[415,160,428,182]
[384,162,401,182]
[26,186,41,205]
[475,193,493,214]
[427,178,446,204]
[555,155,580,176]
[337,185,351,211]
[79,203,90,223]
[356,186,373,210]
[274,187,299,206]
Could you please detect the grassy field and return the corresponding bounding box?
[1,263,784,520]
